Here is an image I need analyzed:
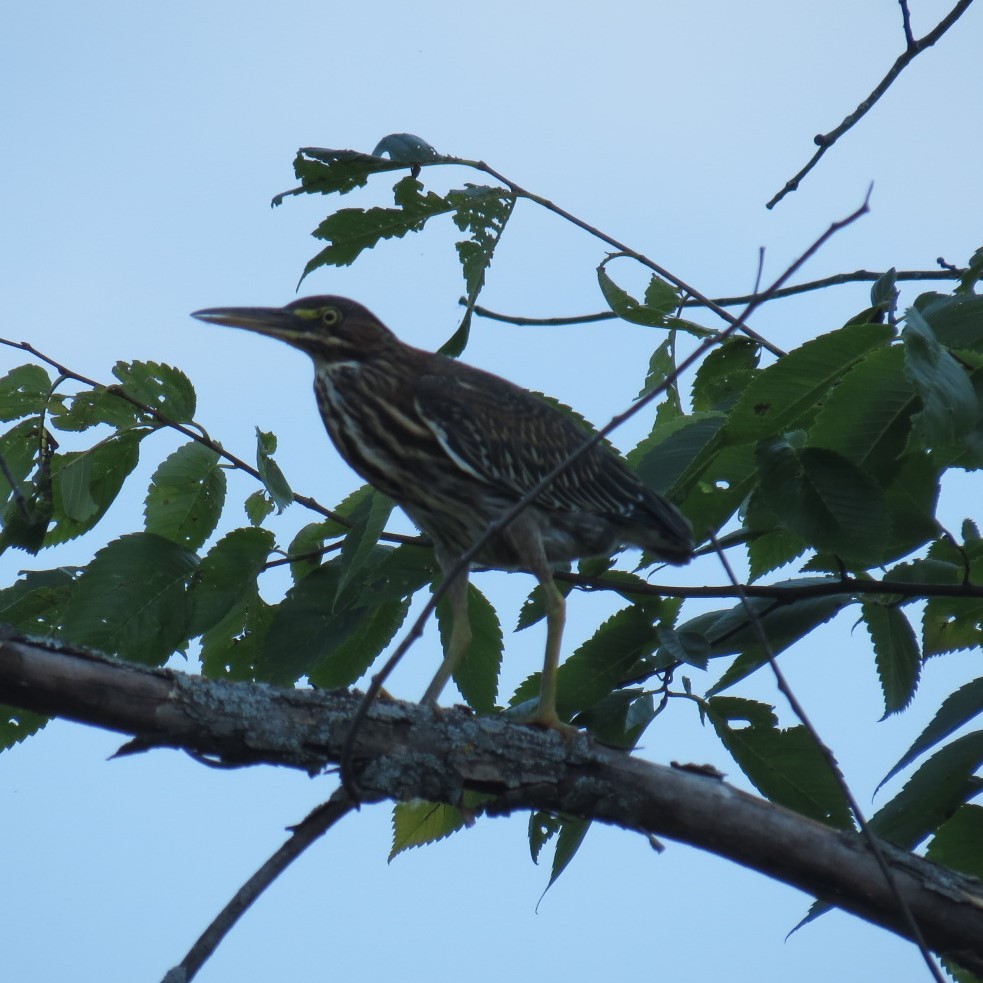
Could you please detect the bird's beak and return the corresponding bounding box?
[192,306,302,343]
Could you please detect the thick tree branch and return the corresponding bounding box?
[3,635,983,974]
[767,0,976,208]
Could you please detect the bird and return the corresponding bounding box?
[192,296,694,730]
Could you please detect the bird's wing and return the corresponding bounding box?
[414,369,647,517]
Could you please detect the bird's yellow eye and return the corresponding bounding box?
[321,307,341,326]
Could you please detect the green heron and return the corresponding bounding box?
[193,296,693,729]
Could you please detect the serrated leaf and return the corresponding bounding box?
[861,602,920,717]
[515,580,576,632]
[199,587,274,681]
[914,291,983,349]
[274,146,409,205]
[390,800,466,860]
[879,677,983,790]
[0,705,48,750]
[255,428,293,512]
[755,438,890,563]
[335,489,394,604]
[746,527,808,581]
[50,386,148,432]
[543,816,591,895]
[287,519,347,582]
[0,419,44,503]
[512,605,661,718]
[57,532,198,664]
[869,731,983,849]
[529,811,561,864]
[0,364,52,421]
[188,527,274,638]
[244,489,275,526]
[144,441,226,550]
[903,308,980,447]
[707,698,853,828]
[111,361,196,423]
[692,339,761,412]
[0,567,77,634]
[925,804,983,879]
[597,267,687,329]
[302,176,458,277]
[436,582,502,713]
[626,411,726,497]
[46,430,143,544]
[923,594,983,656]
[725,322,893,442]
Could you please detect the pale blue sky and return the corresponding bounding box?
[3,1,982,980]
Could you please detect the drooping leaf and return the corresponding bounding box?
[869,731,983,850]
[903,307,979,448]
[870,267,898,316]
[372,133,441,162]
[724,322,893,443]
[111,361,196,423]
[188,527,275,638]
[635,339,675,402]
[0,364,52,421]
[0,419,44,504]
[755,438,890,563]
[861,602,920,717]
[144,441,226,550]
[596,266,694,331]
[529,811,561,864]
[543,816,591,894]
[335,489,394,603]
[57,532,199,665]
[255,429,293,512]
[706,697,853,828]
[436,581,503,713]
[390,800,466,860]
[46,430,143,544]
[0,705,48,750]
[273,146,410,206]
[244,489,275,526]
[879,677,983,790]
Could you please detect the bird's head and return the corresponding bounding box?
[192,295,397,362]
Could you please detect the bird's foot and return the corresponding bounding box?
[524,707,581,740]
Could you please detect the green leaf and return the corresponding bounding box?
[870,267,898,314]
[0,705,48,750]
[442,186,515,357]
[513,605,662,718]
[274,146,410,205]
[188,527,274,638]
[755,438,890,563]
[390,800,466,860]
[675,442,759,539]
[436,582,502,713]
[707,697,853,828]
[627,411,727,497]
[58,532,198,664]
[372,133,441,162]
[955,246,983,296]
[725,322,893,442]
[0,364,51,421]
[926,804,983,879]
[244,489,275,526]
[806,345,916,479]
[861,602,920,717]
[596,267,690,330]
[923,594,983,656]
[255,429,293,512]
[0,566,77,634]
[46,430,143,544]
[573,689,657,748]
[111,361,196,423]
[302,175,459,276]
[144,441,226,550]
[0,419,44,503]
[746,527,808,581]
[869,731,983,850]
[335,489,394,604]
[50,385,149,432]
[515,579,576,632]
[529,811,561,864]
[543,816,591,893]
[879,677,983,789]
[691,338,760,412]
[903,308,980,447]
[199,587,274,681]
[635,339,675,402]
[287,519,346,583]
[914,291,983,349]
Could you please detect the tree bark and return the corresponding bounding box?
[2,632,982,974]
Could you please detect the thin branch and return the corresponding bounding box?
[469,268,962,328]
[162,790,356,983]
[768,0,976,208]
[340,192,872,792]
[709,534,946,983]
[0,336,421,550]
[899,0,916,48]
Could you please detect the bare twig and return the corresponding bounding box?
[340,192,872,792]
[768,0,975,208]
[161,789,356,983]
[708,533,946,983]
[469,267,962,328]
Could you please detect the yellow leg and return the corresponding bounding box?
[421,571,471,707]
